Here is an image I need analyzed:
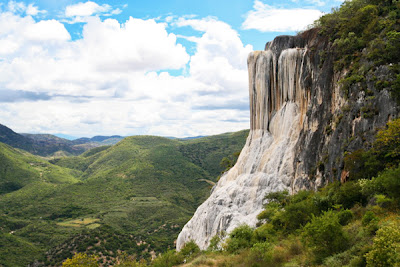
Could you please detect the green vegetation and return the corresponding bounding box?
[0,131,248,266]
[344,117,400,180]
[62,253,99,267]
[146,118,400,266]
[315,0,400,102]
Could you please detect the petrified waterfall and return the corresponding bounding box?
[177,31,397,250]
[177,38,312,250]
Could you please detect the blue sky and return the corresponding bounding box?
[0,0,343,137]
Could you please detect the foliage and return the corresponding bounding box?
[152,249,183,267]
[366,220,400,267]
[220,151,241,173]
[374,165,400,200]
[315,0,400,102]
[62,253,98,267]
[225,224,254,254]
[375,118,400,162]
[207,232,225,252]
[302,211,349,262]
[345,118,400,179]
[179,240,200,259]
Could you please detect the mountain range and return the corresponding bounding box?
[0,123,125,157]
[0,123,248,266]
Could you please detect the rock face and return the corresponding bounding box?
[177,30,399,250]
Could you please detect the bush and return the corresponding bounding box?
[179,240,200,259]
[332,181,367,209]
[366,220,400,266]
[253,223,276,242]
[245,242,272,266]
[362,211,379,235]
[152,250,183,267]
[338,209,354,225]
[225,224,254,254]
[302,211,349,262]
[207,232,225,252]
[374,165,400,200]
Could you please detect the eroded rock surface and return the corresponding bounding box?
[177,31,398,250]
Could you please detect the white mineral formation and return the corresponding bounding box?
[177,47,311,250]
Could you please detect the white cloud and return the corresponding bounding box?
[65,1,111,17]
[6,1,46,16]
[7,1,25,13]
[242,0,323,32]
[26,3,46,16]
[176,17,253,93]
[0,7,251,138]
[24,20,70,42]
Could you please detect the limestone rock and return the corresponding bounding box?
[177,31,399,250]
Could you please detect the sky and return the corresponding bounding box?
[0,0,344,138]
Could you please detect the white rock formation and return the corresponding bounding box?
[177,47,311,250]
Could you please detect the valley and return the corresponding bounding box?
[0,128,248,266]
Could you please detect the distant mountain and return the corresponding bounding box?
[72,135,124,145]
[0,124,36,150]
[0,124,124,157]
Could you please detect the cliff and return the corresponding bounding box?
[177,29,399,250]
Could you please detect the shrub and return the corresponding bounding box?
[179,240,200,259]
[245,242,272,266]
[207,232,224,252]
[225,224,254,254]
[302,211,349,262]
[253,223,276,242]
[152,250,183,267]
[338,209,354,225]
[332,181,367,209]
[374,165,400,200]
[365,220,400,266]
[362,211,379,235]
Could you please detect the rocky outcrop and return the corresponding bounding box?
[177,30,399,250]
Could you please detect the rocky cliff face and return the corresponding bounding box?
[177,30,399,250]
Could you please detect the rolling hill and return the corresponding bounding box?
[0,130,248,266]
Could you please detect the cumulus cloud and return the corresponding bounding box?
[176,17,253,93]
[64,1,125,23]
[26,3,46,16]
[65,1,111,17]
[0,8,251,137]
[24,20,70,42]
[242,0,323,32]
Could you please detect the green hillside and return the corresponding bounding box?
[0,142,79,194]
[0,130,248,266]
